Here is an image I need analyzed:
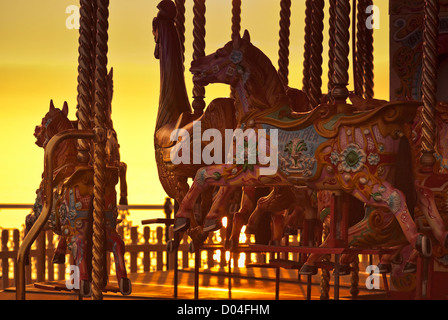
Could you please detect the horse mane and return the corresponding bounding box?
[154,0,191,132]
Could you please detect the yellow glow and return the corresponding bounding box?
[0,1,391,229]
[221,217,228,229]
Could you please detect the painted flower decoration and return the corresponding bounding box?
[367,153,380,166]
[340,143,366,173]
[330,151,341,165]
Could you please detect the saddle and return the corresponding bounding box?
[254,101,422,139]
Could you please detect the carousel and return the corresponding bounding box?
[13,0,448,300]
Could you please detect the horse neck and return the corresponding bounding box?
[156,19,191,131]
[49,122,78,172]
[234,74,289,123]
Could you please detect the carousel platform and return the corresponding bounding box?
[0,267,386,300]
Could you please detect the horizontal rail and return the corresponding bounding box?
[0,204,164,210]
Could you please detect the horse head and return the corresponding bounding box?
[190,30,289,117]
[35,100,73,148]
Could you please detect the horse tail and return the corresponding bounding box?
[394,136,416,217]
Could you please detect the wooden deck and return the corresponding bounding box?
[0,267,386,300]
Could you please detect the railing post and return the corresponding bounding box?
[35,231,46,283]
[46,230,54,281]
[2,230,9,290]
[156,227,164,271]
[13,229,20,288]
[130,227,138,273]
[143,226,150,272]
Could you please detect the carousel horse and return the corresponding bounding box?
[152,0,311,242]
[307,99,448,275]
[25,100,131,297]
[172,31,432,271]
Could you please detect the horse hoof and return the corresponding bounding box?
[268,240,280,246]
[173,217,190,233]
[299,264,318,275]
[80,280,92,298]
[166,239,179,253]
[52,252,66,264]
[334,265,351,276]
[402,262,417,274]
[416,234,432,258]
[119,277,132,296]
[377,263,392,274]
[203,219,222,232]
[189,241,195,253]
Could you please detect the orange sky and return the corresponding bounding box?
[0,0,390,228]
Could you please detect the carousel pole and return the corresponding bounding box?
[231,0,241,39]
[362,0,374,99]
[353,0,364,97]
[302,0,312,104]
[420,0,439,171]
[331,0,351,105]
[309,0,325,108]
[91,0,110,300]
[327,0,336,100]
[175,0,186,63]
[76,0,96,164]
[278,0,291,87]
[192,0,206,118]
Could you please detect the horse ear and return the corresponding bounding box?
[62,101,69,116]
[242,30,251,42]
[49,99,55,111]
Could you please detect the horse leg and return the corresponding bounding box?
[246,186,294,234]
[70,221,92,297]
[106,228,131,295]
[416,182,448,249]
[174,164,289,233]
[228,186,257,250]
[270,210,286,245]
[203,186,237,232]
[353,182,432,256]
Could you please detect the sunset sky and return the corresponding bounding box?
[0,0,389,228]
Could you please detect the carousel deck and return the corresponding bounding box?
[0,267,386,300]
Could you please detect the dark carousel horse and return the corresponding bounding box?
[26,100,131,297]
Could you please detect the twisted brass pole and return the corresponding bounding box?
[278,0,291,87]
[420,0,439,171]
[192,0,206,117]
[354,0,364,97]
[175,0,186,63]
[231,0,241,40]
[331,0,351,103]
[302,0,312,102]
[91,0,109,300]
[327,0,336,100]
[309,0,325,108]
[76,0,96,164]
[320,222,330,300]
[363,0,374,99]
